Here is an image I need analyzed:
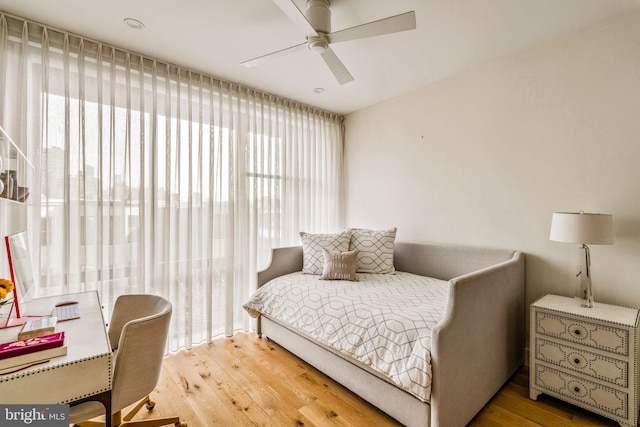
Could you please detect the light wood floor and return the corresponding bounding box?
[127,331,618,426]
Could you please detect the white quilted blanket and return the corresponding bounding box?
[243,272,449,402]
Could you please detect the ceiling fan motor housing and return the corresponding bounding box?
[306,0,331,34]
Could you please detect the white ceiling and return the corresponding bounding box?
[0,0,639,115]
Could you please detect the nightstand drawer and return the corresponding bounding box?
[534,338,628,387]
[535,310,629,356]
[534,364,628,420]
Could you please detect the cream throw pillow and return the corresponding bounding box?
[320,249,358,281]
[300,231,351,274]
[345,227,397,273]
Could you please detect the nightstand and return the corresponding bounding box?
[530,294,640,427]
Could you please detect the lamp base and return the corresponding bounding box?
[581,244,594,308]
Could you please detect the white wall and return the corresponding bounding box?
[344,12,640,311]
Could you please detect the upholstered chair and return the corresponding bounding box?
[70,294,186,427]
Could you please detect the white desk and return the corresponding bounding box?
[0,291,112,426]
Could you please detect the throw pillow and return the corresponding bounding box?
[320,249,358,281]
[300,231,351,274]
[345,227,397,273]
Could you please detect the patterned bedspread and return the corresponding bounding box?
[243,271,450,402]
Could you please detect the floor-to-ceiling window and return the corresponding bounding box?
[0,14,344,350]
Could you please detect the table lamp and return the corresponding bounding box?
[550,211,613,308]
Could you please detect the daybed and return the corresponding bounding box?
[245,240,525,427]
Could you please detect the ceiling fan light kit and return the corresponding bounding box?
[241,0,416,84]
[307,36,328,53]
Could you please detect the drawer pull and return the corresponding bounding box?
[569,352,586,366]
[567,380,588,398]
[569,324,587,340]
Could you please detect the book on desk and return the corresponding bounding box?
[0,331,66,372]
[18,317,57,340]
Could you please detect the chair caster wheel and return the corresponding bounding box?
[145,399,156,411]
[175,422,187,427]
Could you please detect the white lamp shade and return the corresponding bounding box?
[550,212,614,245]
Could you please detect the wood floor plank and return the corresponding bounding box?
[225,332,401,426]
[470,404,543,427]
[113,332,627,427]
[195,342,305,426]
[161,347,256,426]
[299,399,355,427]
[221,334,318,409]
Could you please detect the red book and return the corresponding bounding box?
[0,332,65,360]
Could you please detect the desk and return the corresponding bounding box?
[0,291,112,426]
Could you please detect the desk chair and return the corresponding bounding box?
[70,294,186,427]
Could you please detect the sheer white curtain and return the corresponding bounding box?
[0,14,344,350]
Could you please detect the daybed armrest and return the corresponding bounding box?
[430,251,525,427]
[255,246,303,337]
[257,246,303,288]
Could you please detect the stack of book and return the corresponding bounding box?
[0,331,66,374]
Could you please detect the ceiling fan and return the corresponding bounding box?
[241,0,417,84]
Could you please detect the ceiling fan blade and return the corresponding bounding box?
[271,0,318,37]
[320,47,354,85]
[241,42,308,68]
[328,11,416,44]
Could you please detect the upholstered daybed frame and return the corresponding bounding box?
[256,242,525,427]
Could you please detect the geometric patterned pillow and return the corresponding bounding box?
[319,248,358,281]
[345,227,397,273]
[299,231,351,274]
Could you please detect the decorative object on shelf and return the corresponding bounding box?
[13,172,28,202]
[0,171,12,199]
[0,170,29,202]
[8,170,17,201]
[0,278,14,307]
[0,125,33,203]
[549,211,613,308]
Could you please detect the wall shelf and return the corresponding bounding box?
[0,126,33,205]
[0,125,34,280]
